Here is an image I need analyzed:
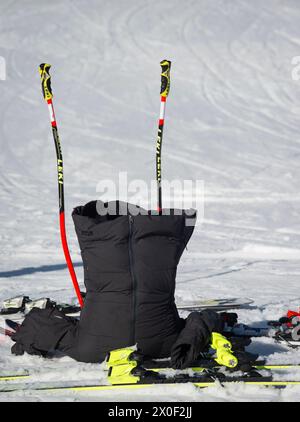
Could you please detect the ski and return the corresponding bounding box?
[1,360,300,384]
[177,297,253,311]
[0,296,30,315]
[0,295,253,318]
[78,296,254,313]
[225,324,300,347]
[40,378,300,392]
[0,374,29,381]
[35,379,300,392]
[0,296,80,317]
[1,372,300,393]
[142,359,300,371]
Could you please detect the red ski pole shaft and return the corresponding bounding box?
[39,64,83,308]
[156,60,171,214]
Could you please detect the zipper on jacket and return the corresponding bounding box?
[128,215,137,345]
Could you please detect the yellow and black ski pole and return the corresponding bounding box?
[156,60,171,214]
[39,64,84,308]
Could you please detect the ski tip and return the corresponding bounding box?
[5,319,20,332]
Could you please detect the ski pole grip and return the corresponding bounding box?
[39,63,53,101]
[160,60,171,98]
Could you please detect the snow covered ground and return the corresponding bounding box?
[1,0,300,401]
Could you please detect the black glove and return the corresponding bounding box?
[11,340,46,357]
[231,350,259,372]
[220,312,238,328]
[229,336,252,351]
[11,307,77,358]
[171,310,223,369]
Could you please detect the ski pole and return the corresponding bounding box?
[39,64,84,308]
[156,60,171,214]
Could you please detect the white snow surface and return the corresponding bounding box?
[1,0,300,402]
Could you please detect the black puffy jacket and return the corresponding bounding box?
[68,200,197,362]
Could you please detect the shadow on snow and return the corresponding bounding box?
[0,262,83,278]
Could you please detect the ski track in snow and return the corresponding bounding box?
[1,0,300,401]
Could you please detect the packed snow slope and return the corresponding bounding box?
[1,0,300,401]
